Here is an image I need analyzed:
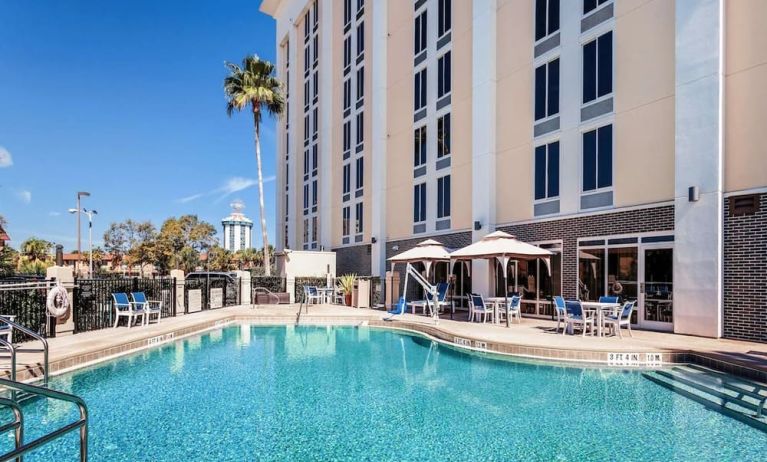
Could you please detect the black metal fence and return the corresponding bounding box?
[251,276,286,294]
[183,276,240,313]
[0,277,50,342]
[73,277,176,333]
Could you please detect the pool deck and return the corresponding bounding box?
[4,304,767,382]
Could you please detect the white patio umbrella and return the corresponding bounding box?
[388,239,453,277]
[450,231,553,327]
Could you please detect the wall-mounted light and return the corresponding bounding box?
[688,186,699,202]
[392,245,399,251]
[474,221,482,231]
[371,237,377,244]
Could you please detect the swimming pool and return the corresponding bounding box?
[6,325,767,461]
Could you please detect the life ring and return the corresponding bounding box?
[46,285,70,318]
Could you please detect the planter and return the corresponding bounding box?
[345,293,352,306]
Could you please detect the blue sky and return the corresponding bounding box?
[0,0,278,251]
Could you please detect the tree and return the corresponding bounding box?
[233,248,259,270]
[224,55,284,276]
[155,215,216,273]
[0,246,18,277]
[207,246,233,272]
[20,238,53,262]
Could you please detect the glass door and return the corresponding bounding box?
[639,246,673,331]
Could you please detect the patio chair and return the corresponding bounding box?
[304,286,322,305]
[131,292,163,325]
[387,296,407,315]
[553,296,567,333]
[496,296,522,324]
[602,301,635,338]
[333,288,345,305]
[112,292,145,328]
[468,293,493,323]
[563,300,594,336]
[0,315,15,345]
[423,282,451,316]
[599,296,619,304]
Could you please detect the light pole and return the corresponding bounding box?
[69,207,97,277]
[74,191,90,274]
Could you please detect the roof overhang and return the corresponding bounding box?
[260,0,282,16]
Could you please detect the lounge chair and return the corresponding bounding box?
[112,292,145,328]
[496,296,522,324]
[131,292,163,325]
[553,296,567,333]
[468,293,493,323]
[563,300,594,336]
[602,301,635,338]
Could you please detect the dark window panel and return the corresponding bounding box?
[535,0,547,41]
[548,58,560,116]
[548,141,560,197]
[549,0,560,35]
[535,145,547,200]
[597,124,613,188]
[535,64,546,120]
[583,40,597,103]
[597,31,613,97]
[583,130,597,191]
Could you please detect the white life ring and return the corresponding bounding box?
[46,285,70,318]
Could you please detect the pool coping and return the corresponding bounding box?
[4,311,766,384]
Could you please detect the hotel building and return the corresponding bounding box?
[261,0,767,342]
[222,201,254,252]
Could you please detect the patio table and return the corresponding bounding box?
[580,301,621,337]
[485,297,511,325]
[316,287,335,304]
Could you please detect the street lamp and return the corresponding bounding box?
[73,191,90,273]
[69,207,97,277]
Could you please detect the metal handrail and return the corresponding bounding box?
[0,317,49,386]
[251,287,280,305]
[0,378,88,462]
[0,397,23,462]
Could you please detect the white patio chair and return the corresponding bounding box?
[131,292,162,325]
[563,301,594,336]
[468,293,493,323]
[496,296,522,324]
[553,296,567,333]
[112,292,145,328]
[304,286,322,305]
[602,301,635,338]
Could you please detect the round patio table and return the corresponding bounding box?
[580,301,621,337]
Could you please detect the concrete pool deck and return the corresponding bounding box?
[3,304,767,382]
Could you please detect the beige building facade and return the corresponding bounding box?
[262,0,767,342]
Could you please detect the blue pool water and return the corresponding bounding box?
[4,325,767,461]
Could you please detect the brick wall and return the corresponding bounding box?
[723,193,767,342]
[334,244,372,276]
[498,205,675,300]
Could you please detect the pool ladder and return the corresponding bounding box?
[0,317,89,461]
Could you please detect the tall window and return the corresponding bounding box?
[437,113,451,158]
[356,67,364,100]
[582,124,612,191]
[535,58,559,120]
[343,164,351,194]
[414,11,427,55]
[342,206,351,236]
[311,216,318,244]
[414,126,427,167]
[584,0,611,15]
[343,79,351,110]
[303,218,309,244]
[344,36,351,68]
[303,184,309,209]
[413,183,426,223]
[312,180,318,206]
[312,145,318,174]
[437,175,451,218]
[356,112,364,145]
[534,141,560,200]
[312,107,318,136]
[355,157,364,190]
[344,0,352,26]
[356,23,365,56]
[303,150,309,174]
[343,121,351,152]
[437,51,451,98]
[414,69,427,111]
[304,115,309,141]
[583,31,613,104]
[535,0,560,41]
[355,203,364,233]
[437,0,451,37]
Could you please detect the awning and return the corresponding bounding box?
[388,239,452,276]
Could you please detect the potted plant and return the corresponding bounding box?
[337,274,357,306]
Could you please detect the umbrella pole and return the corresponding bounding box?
[504,262,510,328]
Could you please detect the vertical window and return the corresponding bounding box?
[437,113,451,158]
[312,72,318,99]
[311,216,318,243]
[534,141,560,200]
[584,0,611,15]
[357,0,364,13]
[344,79,351,110]
[304,45,310,73]
[413,183,426,223]
[535,0,560,41]
[356,112,364,144]
[414,11,427,55]
[312,108,318,137]
[303,219,309,244]
[303,150,309,174]
[312,180,318,206]
[313,36,319,65]
[356,67,364,100]
[535,58,559,120]
[303,184,309,209]
[343,121,351,152]
[582,31,613,103]
[582,124,613,191]
[437,51,451,98]
[312,145,318,174]
[414,126,427,167]
[414,69,427,111]
[343,164,351,194]
[304,81,310,108]
[356,157,364,189]
[342,206,350,236]
[344,0,352,26]
[355,203,364,233]
[356,23,365,56]
[304,115,309,141]
[344,36,351,68]
[438,0,451,37]
[437,175,451,218]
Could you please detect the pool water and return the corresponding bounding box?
[4,325,767,461]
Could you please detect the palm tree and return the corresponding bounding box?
[224,55,284,276]
[20,237,52,262]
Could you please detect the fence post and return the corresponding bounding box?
[170,270,185,315]
[236,271,251,306]
[286,277,296,304]
[45,265,75,336]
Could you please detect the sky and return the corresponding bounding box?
[0,0,278,251]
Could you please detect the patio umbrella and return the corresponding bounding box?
[388,239,453,277]
[450,231,554,327]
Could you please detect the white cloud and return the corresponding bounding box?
[176,176,275,204]
[0,147,12,168]
[16,190,31,204]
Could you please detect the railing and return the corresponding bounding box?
[0,378,88,462]
[252,287,280,305]
[0,316,49,386]
[0,279,52,342]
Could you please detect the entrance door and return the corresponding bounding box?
[639,246,673,331]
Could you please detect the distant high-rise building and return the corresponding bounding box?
[222,200,253,252]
